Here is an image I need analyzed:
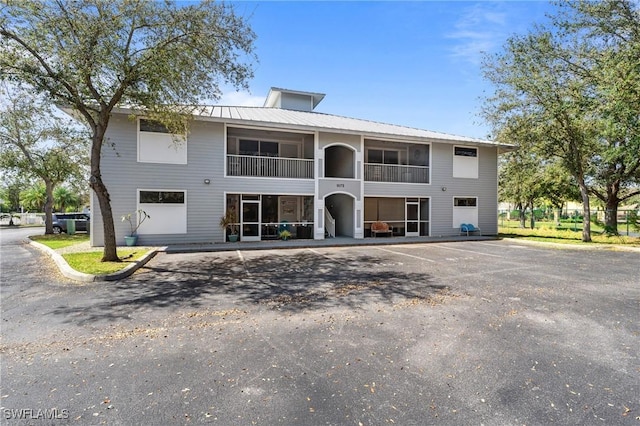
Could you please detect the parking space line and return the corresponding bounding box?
[437,244,503,257]
[307,247,345,262]
[475,241,532,250]
[374,247,436,262]
[236,250,252,276]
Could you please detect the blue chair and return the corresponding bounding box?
[460,223,481,236]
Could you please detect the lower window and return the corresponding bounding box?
[453,196,478,228]
[138,190,187,234]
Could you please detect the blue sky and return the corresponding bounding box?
[219,1,556,140]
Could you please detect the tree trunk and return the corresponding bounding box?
[577,177,591,242]
[603,191,620,235]
[529,201,535,229]
[89,125,119,262]
[518,203,526,228]
[43,179,54,234]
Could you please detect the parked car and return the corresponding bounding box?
[52,213,90,234]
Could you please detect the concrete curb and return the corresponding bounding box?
[26,239,160,282]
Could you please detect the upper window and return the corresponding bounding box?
[367,149,399,165]
[453,145,478,179]
[139,191,185,204]
[454,147,477,157]
[238,139,284,157]
[139,119,169,133]
[138,118,187,164]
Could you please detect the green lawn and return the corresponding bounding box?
[499,224,640,246]
[30,233,90,249]
[62,249,149,275]
[30,234,151,275]
[498,219,610,233]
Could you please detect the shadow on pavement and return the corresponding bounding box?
[51,251,444,325]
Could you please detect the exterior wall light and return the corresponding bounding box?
[204,179,211,185]
[441,186,447,192]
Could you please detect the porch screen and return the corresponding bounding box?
[365,198,404,221]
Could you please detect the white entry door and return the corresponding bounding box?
[241,198,261,242]
[406,199,419,237]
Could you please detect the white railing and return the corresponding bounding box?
[364,163,429,184]
[227,155,314,179]
[324,207,335,238]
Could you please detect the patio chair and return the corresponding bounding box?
[460,223,481,236]
[371,221,393,237]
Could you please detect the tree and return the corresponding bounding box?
[19,183,46,212]
[499,150,545,229]
[555,1,640,233]
[0,1,256,261]
[0,86,88,233]
[538,161,581,223]
[54,186,80,212]
[0,171,29,212]
[499,146,580,229]
[482,0,640,241]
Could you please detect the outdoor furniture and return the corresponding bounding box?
[460,223,481,236]
[371,221,393,237]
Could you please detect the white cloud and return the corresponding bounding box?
[446,3,509,65]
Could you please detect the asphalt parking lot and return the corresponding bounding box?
[1,235,639,425]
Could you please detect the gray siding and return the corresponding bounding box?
[92,116,227,246]
[429,144,497,236]
[91,114,498,246]
[363,143,498,236]
[319,179,361,200]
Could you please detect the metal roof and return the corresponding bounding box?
[105,103,511,148]
[193,105,505,147]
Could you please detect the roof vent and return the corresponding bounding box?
[264,87,325,112]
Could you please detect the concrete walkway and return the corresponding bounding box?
[163,234,495,253]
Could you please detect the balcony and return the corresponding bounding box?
[227,154,314,179]
[364,163,430,184]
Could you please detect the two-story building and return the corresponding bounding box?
[87,87,507,247]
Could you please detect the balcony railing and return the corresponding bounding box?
[227,155,314,179]
[364,163,430,184]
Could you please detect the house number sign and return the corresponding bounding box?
[336,184,344,188]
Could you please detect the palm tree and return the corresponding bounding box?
[54,186,79,212]
[19,183,46,211]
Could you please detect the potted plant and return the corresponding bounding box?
[219,209,239,242]
[279,229,292,241]
[121,209,150,246]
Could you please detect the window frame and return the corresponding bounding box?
[453,197,478,207]
[137,189,187,234]
[454,146,478,158]
[137,117,187,165]
[452,145,479,179]
[366,148,401,165]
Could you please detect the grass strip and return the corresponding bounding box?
[62,249,148,275]
[499,227,640,246]
[30,234,90,249]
